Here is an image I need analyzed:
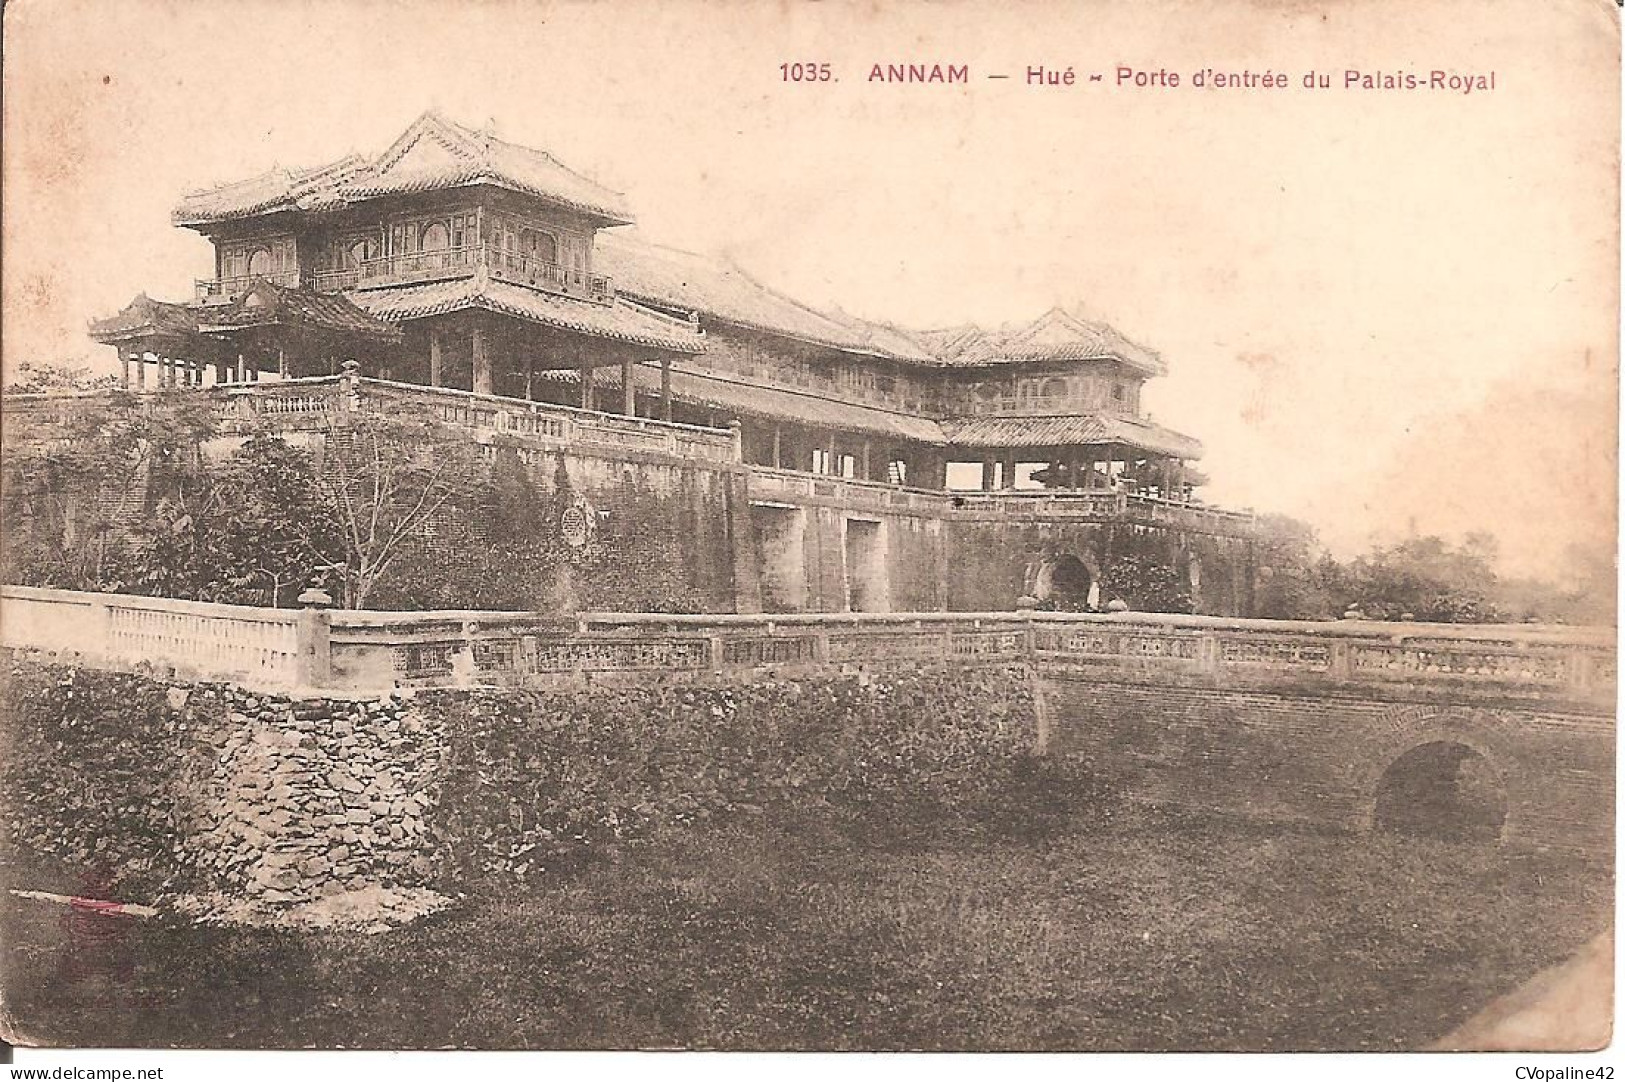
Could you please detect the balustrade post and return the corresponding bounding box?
[1329,639,1353,682]
[1030,666,1052,755]
[296,607,333,692]
[87,599,113,662]
[1199,632,1223,677]
[708,634,726,671]
[341,359,362,411]
[729,420,744,463]
[1567,650,1595,696]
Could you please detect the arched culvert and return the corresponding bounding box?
[1371,741,1509,842]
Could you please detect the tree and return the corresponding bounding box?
[4,361,120,396]
[1100,548,1194,613]
[1344,534,1503,623]
[1252,514,1336,620]
[313,413,495,608]
[1493,539,1616,626]
[213,434,346,605]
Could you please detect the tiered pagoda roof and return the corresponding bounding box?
[174,112,633,228]
[600,234,1163,375]
[913,308,1166,376]
[345,274,704,354]
[594,233,930,360]
[90,283,401,346]
[940,413,1201,459]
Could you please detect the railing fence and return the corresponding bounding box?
[4,586,1612,705]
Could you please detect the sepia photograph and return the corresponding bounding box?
[0,0,1617,1068]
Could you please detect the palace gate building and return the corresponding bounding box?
[81,111,1259,616]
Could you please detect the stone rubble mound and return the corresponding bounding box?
[186,688,450,925]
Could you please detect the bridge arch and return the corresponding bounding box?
[1352,706,1524,844]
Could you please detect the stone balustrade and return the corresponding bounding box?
[5,381,1256,534]
[5,586,1611,710]
[9,376,741,465]
[746,465,1255,535]
[1,585,310,691]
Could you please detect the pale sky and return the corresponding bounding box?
[3,0,1617,577]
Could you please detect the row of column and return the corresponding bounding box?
[765,424,938,486]
[976,450,1179,493]
[116,348,284,390]
[427,326,676,421]
[770,426,871,476]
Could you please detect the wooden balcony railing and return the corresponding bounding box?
[309,267,361,292]
[353,245,482,289]
[302,245,616,304]
[194,270,302,301]
[483,246,615,304]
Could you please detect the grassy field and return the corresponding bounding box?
[1,798,1610,1051]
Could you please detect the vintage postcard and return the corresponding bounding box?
[0,0,1616,1069]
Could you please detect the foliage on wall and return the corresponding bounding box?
[1099,530,1195,614]
[3,656,1052,903]
[135,433,345,607]
[425,664,1041,881]
[1,393,217,594]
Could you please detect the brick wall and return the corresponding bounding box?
[1043,677,1614,854]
